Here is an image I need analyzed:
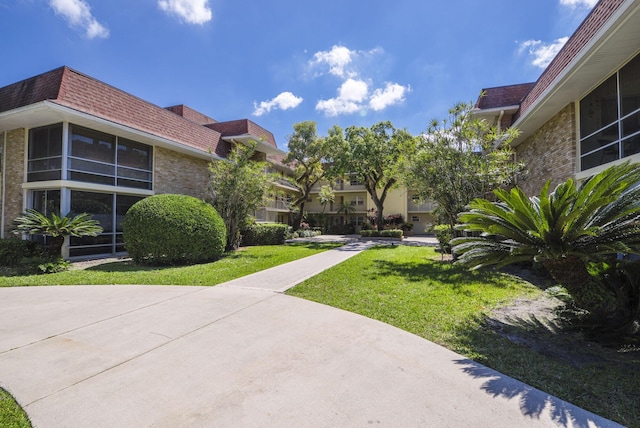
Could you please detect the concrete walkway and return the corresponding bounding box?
[0,242,621,427]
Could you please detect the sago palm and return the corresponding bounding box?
[452,162,640,325]
[14,209,103,258]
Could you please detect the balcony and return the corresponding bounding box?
[408,200,436,212]
[264,198,292,211]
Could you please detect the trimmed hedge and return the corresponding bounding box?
[0,239,43,267]
[359,229,403,238]
[241,223,289,246]
[123,194,226,265]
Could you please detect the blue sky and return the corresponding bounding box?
[1,0,597,150]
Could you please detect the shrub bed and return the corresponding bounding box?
[241,223,289,246]
[123,194,226,265]
[0,239,43,267]
[359,229,403,238]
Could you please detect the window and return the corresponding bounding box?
[29,190,61,248]
[68,190,144,256]
[350,216,365,225]
[412,216,420,222]
[349,196,364,206]
[69,125,153,189]
[579,53,640,171]
[28,124,62,182]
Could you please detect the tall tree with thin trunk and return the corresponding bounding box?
[209,143,272,251]
[284,121,333,230]
[329,121,416,231]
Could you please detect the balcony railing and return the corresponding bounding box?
[408,200,436,212]
[264,198,292,211]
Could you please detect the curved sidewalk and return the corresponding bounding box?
[0,242,621,427]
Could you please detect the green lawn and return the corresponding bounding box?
[0,242,341,287]
[287,245,640,427]
[0,388,30,428]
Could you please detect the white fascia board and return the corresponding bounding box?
[512,0,640,143]
[0,101,223,162]
[223,134,286,156]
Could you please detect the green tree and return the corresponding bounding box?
[406,101,525,232]
[452,162,640,327]
[336,200,356,226]
[284,121,333,230]
[209,143,272,251]
[329,121,416,231]
[14,209,103,258]
[318,184,335,213]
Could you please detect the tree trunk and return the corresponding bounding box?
[48,235,65,259]
[543,255,621,326]
[292,201,305,231]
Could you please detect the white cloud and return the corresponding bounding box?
[49,0,109,39]
[253,92,303,117]
[158,0,212,25]
[316,79,369,117]
[309,45,355,78]
[369,83,409,111]
[518,37,569,69]
[560,0,598,8]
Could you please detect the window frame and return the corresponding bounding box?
[579,53,640,173]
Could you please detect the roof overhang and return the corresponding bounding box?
[513,0,640,145]
[0,101,222,161]
[222,134,286,156]
[472,104,520,123]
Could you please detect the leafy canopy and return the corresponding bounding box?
[329,121,416,230]
[209,142,272,250]
[406,101,525,229]
[284,121,333,229]
[14,209,103,257]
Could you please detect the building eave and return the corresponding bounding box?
[513,0,640,146]
[223,134,286,156]
[0,101,222,161]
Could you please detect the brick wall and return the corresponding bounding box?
[2,129,25,237]
[515,104,577,195]
[154,147,211,200]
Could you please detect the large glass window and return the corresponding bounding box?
[69,125,153,189]
[28,124,63,182]
[68,190,144,257]
[29,190,61,248]
[580,53,640,171]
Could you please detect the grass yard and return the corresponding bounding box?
[0,388,30,428]
[0,242,341,287]
[287,245,640,427]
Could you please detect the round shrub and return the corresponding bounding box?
[123,194,226,265]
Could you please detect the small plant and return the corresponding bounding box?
[38,258,71,274]
[13,209,102,258]
[433,224,453,254]
[400,222,414,232]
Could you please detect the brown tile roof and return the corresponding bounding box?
[0,66,285,159]
[164,104,218,125]
[0,67,65,112]
[475,83,535,110]
[518,0,625,118]
[207,119,277,148]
